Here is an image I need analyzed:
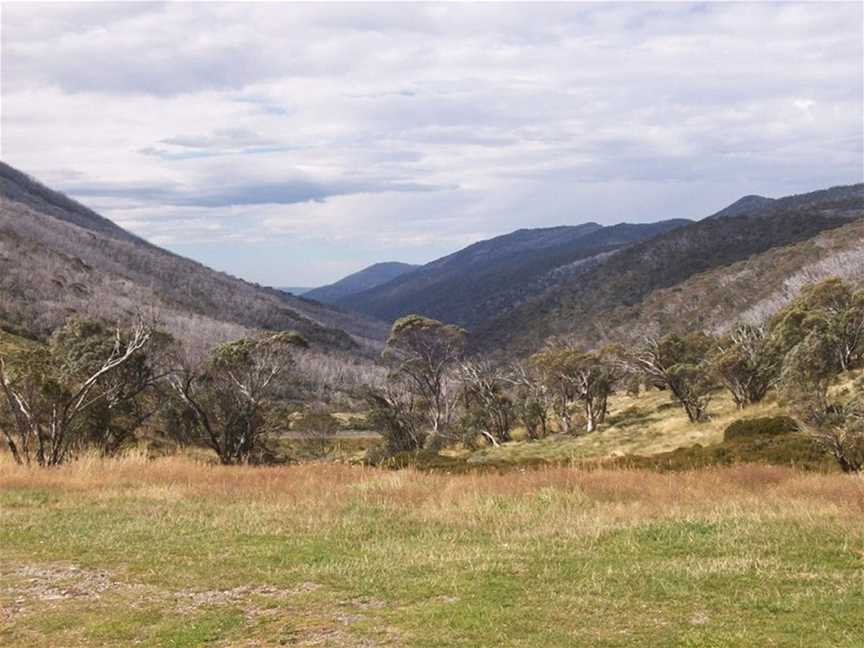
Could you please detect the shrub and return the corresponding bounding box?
[723,416,799,442]
[608,432,830,472]
[293,412,340,458]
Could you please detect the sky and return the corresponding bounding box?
[2,1,862,287]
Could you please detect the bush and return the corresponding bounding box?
[363,448,483,473]
[724,416,799,442]
[607,432,830,472]
[293,412,340,458]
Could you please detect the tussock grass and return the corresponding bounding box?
[470,385,799,466]
[1,454,863,647]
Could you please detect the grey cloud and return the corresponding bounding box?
[161,128,278,150]
[2,2,861,285]
[62,176,449,209]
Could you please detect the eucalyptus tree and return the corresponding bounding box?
[382,315,466,448]
[0,319,153,465]
[712,324,780,408]
[628,332,716,423]
[169,331,308,464]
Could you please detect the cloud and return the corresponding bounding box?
[60,173,449,209]
[1,1,861,285]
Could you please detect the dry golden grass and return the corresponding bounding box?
[2,453,863,647]
[2,452,861,524]
[470,371,864,466]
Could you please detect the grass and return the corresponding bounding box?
[467,371,864,467]
[467,387,780,467]
[1,453,863,647]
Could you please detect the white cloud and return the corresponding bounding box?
[1,1,861,285]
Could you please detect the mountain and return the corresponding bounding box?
[279,286,314,296]
[0,162,389,352]
[706,184,864,220]
[474,183,864,355]
[304,262,419,304]
[332,220,690,328]
[706,195,775,219]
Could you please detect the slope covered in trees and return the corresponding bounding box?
[0,163,389,351]
[304,261,419,304]
[335,220,690,327]
[474,184,864,355]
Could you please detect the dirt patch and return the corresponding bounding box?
[1,563,114,604]
[0,563,399,646]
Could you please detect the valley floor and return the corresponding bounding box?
[0,455,862,647]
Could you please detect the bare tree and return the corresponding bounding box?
[0,319,152,465]
[506,361,551,440]
[293,410,340,459]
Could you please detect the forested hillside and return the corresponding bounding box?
[475,185,864,354]
[0,163,389,351]
[335,220,690,327]
[305,261,419,304]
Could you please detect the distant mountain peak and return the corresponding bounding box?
[706,194,775,220]
[333,219,690,328]
[304,261,420,304]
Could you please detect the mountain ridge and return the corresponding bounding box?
[333,219,690,327]
[474,183,864,355]
[304,261,419,304]
[0,162,389,352]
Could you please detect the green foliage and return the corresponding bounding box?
[293,411,340,458]
[610,434,831,472]
[723,416,799,442]
[362,384,428,455]
[170,330,308,465]
[383,314,466,446]
[0,318,158,464]
[771,277,864,371]
[528,346,618,434]
[630,332,717,423]
[712,324,781,407]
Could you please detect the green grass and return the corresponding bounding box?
[1,458,862,647]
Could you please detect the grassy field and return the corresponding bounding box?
[467,371,863,467]
[1,454,862,647]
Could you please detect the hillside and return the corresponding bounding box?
[335,220,690,328]
[706,184,863,220]
[706,194,775,219]
[304,261,419,304]
[0,163,389,351]
[278,286,313,296]
[475,184,864,354]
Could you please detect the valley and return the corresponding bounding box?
[2,3,863,645]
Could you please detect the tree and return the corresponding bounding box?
[383,315,466,448]
[771,278,864,372]
[0,319,153,466]
[293,410,340,459]
[507,361,551,440]
[529,346,618,434]
[169,331,308,465]
[362,380,427,455]
[628,332,716,423]
[712,324,780,408]
[780,331,864,472]
[459,360,515,446]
